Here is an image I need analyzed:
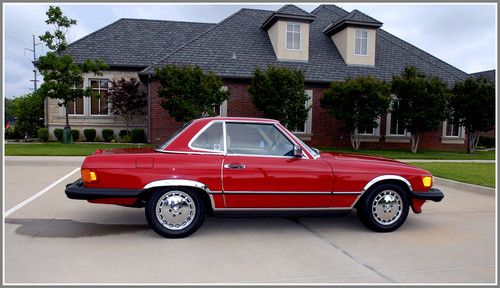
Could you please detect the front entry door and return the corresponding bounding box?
[222,122,333,208]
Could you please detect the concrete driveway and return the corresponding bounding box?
[3,157,496,284]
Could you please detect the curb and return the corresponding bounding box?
[5,156,86,162]
[434,177,495,196]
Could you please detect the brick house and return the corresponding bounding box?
[52,4,479,149]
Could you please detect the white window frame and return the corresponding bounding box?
[285,23,301,51]
[66,83,85,116]
[89,79,110,116]
[290,90,313,135]
[354,28,368,56]
[443,120,464,138]
[359,118,381,136]
[441,120,465,144]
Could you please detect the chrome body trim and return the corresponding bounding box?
[213,207,352,211]
[362,175,413,192]
[221,191,332,195]
[144,179,211,192]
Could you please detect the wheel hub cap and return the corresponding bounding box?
[156,191,196,230]
[372,190,402,225]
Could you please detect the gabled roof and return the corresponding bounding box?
[62,18,215,68]
[323,9,383,36]
[260,4,315,30]
[141,4,468,85]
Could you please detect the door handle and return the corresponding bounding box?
[224,163,246,169]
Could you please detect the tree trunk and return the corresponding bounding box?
[350,129,361,150]
[467,131,480,154]
[410,133,420,153]
[64,103,70,129]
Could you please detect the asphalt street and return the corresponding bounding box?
[3,157,496,284]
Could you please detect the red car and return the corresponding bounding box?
[66,117,443,238]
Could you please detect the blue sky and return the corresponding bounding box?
[3,3,497,98]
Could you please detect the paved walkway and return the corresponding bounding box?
[397,159,495,163]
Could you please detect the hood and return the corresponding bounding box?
[321,152,428,173]
[324,152,404,164]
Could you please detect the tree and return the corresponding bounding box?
[391,66,450,153]
[35,6,108,143]
[11,93,45,137]
[156,65,230,122]
[4,97,15,125]
[248,66,309,130]
[320,76,391,150]
[107,78,147,134]
[451,77,495,153]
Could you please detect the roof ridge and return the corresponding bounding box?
[276,4,311,15]
[66,18,123,50]
[319,4,349,17]
[118,18,215,25]
[141,8,247,74]
[378,29,467,80]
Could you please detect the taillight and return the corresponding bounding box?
[81,169,98,183]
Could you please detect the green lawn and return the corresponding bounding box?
[408,162,496,188]
[5,142,153,156]
[318,148,495,160]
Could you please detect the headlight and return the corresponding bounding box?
[422,176,433,188]
[81,169,98,183]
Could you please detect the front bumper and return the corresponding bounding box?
[409,188,444,202]
[65,178,142,200]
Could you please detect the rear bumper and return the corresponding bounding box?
[409,188,444,202]
[65,178,142,200]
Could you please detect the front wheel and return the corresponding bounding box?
[357,184,409,232]
[145,188,205,238]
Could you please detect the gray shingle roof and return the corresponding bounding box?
[63,18,215,68]
[471,69,495,82]
[142,5,468,85]
[323,9,383,35]
[276,4,312,17]
[260,4,315,30]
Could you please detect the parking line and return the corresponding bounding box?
[4,167,80,218]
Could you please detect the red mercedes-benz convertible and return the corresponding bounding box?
[66,117,443,238]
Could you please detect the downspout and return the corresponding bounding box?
[147,74,151,143]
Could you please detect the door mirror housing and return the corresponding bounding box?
[293,145,303,157]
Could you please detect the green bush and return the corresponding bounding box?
[84,129,96,142]
[37,128,49,142]
[120,135,132,143]
[119,129,129,138]
[131,128,146,143]
[71,129,80,142]
[5,127,21,139]
[102,129,115,142]
[54,128,64,142]
[478,136,495,148]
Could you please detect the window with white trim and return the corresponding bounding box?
[90,79,109,115]
[354,29,368,56]
[359,118,381,136]
[289,90,313,134]
[286,23,301,50]
[66,81,84,115]
[443,117,464,138]
[387,99,407,136]
[213,86,228,117]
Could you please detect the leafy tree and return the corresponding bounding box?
[4,97,15,125]
[391,66,450,153]
[156,65,230,122]
[35,6,108,142]
[320,76,391,150]
[451,77,495,153]
[107,78,147,134]
[11,93,45,137]
[248,66,309,130]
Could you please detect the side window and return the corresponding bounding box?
[190,122,223,151]
[226,123,294,156]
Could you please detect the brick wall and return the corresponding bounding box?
[149,79,469,150]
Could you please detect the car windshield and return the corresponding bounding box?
[156,120,193,150]
[288,132,320,158]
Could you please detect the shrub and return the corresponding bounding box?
[119,129,129,138]
[131,128,146,143]
[102,129,115,142]
[71,129,80,142]
[84,129,96,142]
[478,136,495,148]
[120,135,132,143]
[54,128,64,142]
[5,127,21,139]
[37,128,49,142]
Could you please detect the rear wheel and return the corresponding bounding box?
[357,183,409,232]
[145,188,205,238]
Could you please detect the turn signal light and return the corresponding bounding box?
[82,169,98,183]
[422,176,433,188]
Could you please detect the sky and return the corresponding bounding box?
[3,3,497,99]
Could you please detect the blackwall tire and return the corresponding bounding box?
[145,188,205,238]
[357,183,409,232]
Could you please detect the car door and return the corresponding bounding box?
[222,122,333,208]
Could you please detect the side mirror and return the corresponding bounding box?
[293,145,303,157]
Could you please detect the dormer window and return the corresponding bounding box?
[354,29,368,56]
[286,23,301,50]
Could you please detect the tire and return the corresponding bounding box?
[145,188,205,238]
[357,183,409,232]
